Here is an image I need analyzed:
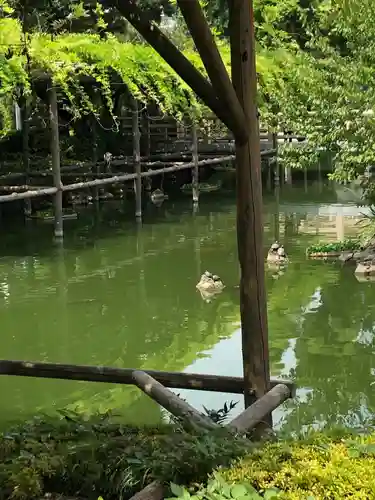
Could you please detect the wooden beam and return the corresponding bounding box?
[129,481,164,500]
[0,359,295,395]
[228,384,290,433]
[229,0,270,407]
[132,370,217,430]
[111,0,246,141]
[0,156,236,203]
[177,0,247,143]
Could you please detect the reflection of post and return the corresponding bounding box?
[48,84,63,239]
[266,159,271,191]
[55,242,68,359]
[192,204,201,278]
[274,185,280,241]
[136,220,147,309]
[272,133,279,188]
[336,214,345,241]
[191,122,199,204]
[304,166,308,193]
[132,98,142,220]
[284,166,292,185]
[318,161,323,193]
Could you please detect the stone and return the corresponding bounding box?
[339,251,354,262]
[355,262,375,276]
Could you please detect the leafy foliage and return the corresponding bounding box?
[218,432,375,499]
[0,410,251,500]
[306,239,362,254]
[167,473,281,500]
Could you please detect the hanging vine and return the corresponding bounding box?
[0,5,283,139]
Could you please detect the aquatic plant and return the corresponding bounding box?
[306,240,362,255]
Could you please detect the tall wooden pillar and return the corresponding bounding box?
[229,0,270,407]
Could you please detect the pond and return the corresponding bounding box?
[0,180,374,432]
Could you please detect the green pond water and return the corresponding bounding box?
[0,180,374,432]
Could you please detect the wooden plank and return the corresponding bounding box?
[132,370,217,430]
[0,359,295,395]
[229,0,270,410]
[228,384,290,433]
[177,0,247,143]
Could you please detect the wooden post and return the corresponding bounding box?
[92,112,100,202]
[191,122,199,203]
[48,84,63,239]
[20,93,31,216]
[132,370,218,430]
[132,97,142,219]
[144,109,151,159]
[229,0,270,408]
[272,132,280,188]
[228,384,290,433]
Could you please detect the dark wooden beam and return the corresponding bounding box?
[177,0,248,143]
[229,0,270,407]
[0,359,295,395]
[132,371,218,430]
[110,0,245,140]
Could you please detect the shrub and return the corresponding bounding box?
[0,408,250,500]
[218,432,375,499]
[306,240,362,255]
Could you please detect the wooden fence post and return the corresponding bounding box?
[191,123,199,203]
[48,84,63,239]
[229,0,270,412]
[132,98,142,219]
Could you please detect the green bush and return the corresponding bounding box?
[0,411,250,500]
[217,432,375,499]
[306,240,362,254]
[167,473,281,500]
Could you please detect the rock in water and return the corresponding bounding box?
[196,271,225,302]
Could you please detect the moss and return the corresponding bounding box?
[218,432,375,499]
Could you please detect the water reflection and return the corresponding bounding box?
[0,182,374,431]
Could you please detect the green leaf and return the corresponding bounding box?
[264,489,281,499]
[231,484,249,498]
[170,483,188,498]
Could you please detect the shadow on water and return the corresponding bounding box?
[0,180,374,431]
